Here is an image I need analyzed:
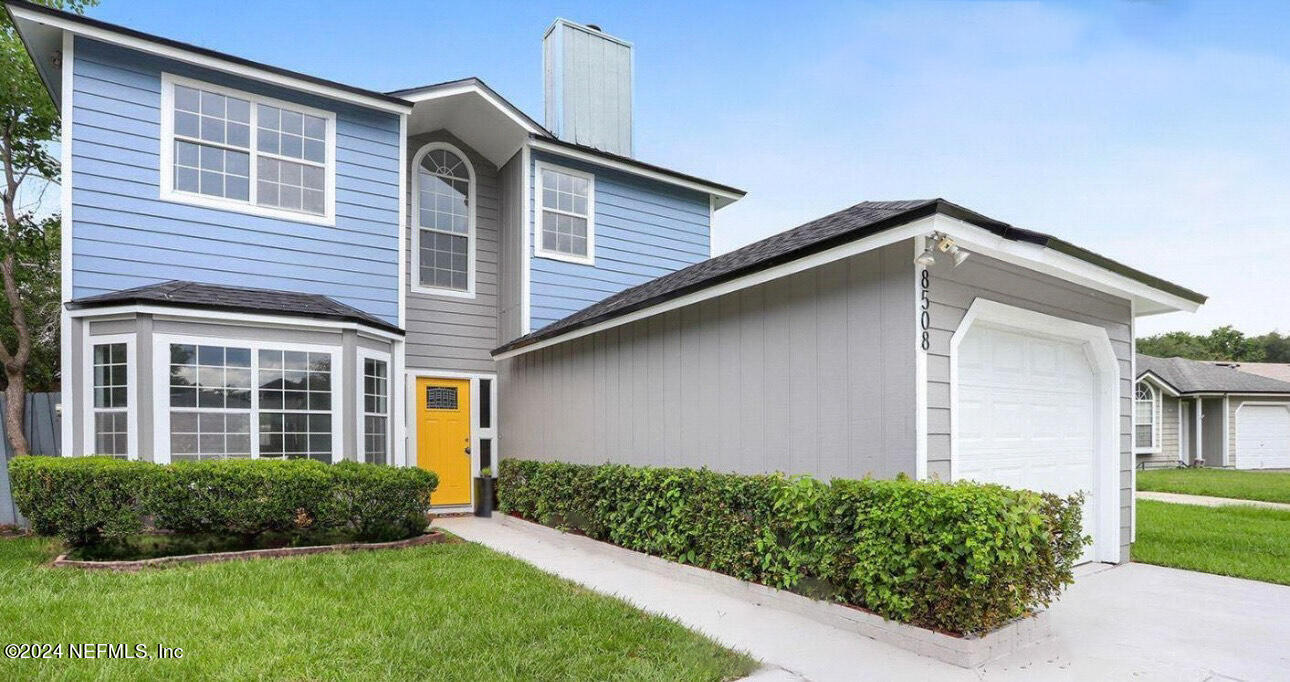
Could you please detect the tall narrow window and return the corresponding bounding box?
[478,378,492,429]
[415,144,473,294]
[535,163,594,263]
[1134,381,1158,452]
[258,350,333,462]
[92,343,129,457]
[363,358,389,465]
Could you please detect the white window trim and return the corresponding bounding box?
[1134,380,1162,454]
[533,160,596,265]
[159,72,338,226]
[410,141,477,299]
[357,348,392,464]
[81,332,139,459]
[150,333,344,464]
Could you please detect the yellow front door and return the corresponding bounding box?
[416,377,472,506]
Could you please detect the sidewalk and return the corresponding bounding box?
[435,515,1290,681]
[1136,490,1290,510]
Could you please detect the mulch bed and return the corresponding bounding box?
[52,531,449,571]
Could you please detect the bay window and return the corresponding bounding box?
[90,342,130,457]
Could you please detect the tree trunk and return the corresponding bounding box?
[4,367,27,456]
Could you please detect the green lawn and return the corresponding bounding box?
[1137,467,1290,504]
[1133,500,1290,585]
[0,536,756,681]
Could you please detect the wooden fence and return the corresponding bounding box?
[0,392,61,526]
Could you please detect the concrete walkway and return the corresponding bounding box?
[1137,490,1290,510]
[436,516,1290,681]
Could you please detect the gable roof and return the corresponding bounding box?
[5,0,411,114]
[389,77,550,135]
[494,198,1207,357]
[1136,354,1290,395]
[67,281,402,335]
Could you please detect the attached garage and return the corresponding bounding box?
[950,300,1120,563]
[1235,403,1290,470]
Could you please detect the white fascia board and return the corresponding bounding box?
[493,217,935,360]
[527,138,744,208]
[10,5,411,115]
[68,304,404,342]
[932,214,1201,315]
[1137,371,1181,397]
[403,82,542,135]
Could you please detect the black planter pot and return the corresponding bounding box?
[473,477,494,517]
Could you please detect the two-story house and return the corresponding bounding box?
[10,1,1207,563]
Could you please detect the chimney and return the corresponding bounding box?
[543,19,633,156]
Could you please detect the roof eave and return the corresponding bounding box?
[66,297,405,336]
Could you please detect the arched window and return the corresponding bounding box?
[413,143,474,295]
[1134,381,1159,452]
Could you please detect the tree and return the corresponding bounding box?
[1,0,96,455]
[1137,330,1210,360]
[1138,326,1290,363]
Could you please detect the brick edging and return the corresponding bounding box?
[52,531,448,571]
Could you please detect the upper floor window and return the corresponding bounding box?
[1134,381,1159,452]
[413,142,475,297]
[535,162,595,264]
[161,74,336,225]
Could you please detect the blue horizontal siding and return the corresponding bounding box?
[69,37,400,324]
[529,150,711,329]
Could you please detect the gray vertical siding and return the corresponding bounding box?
[0,393,62,527]
[498,152,524,344]
[499,241,915,479]
[404,131,500,373]
[923,251,1134,561]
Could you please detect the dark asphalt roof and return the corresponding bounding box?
[5,0,410,109]
[494,198,1206,356]
[1137,354,1290,394]
[531,135,747,198]
[67,281,402,335]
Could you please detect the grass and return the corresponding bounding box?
[1133,500,1290,585]
[1137,467,1290,504]
[0,536,756,681]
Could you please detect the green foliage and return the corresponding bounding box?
[8,455,155,546]
[0,215,58,391]
[9,456,439,546]
[500,459,1087,635]
[1137,325,1290,363]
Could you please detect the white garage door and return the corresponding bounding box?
[957,323,1099,562]
[1236,404,1290,470]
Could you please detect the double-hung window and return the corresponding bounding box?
[535,162,595,264]
[90,342,130,457]
[413,143,475,296]
[162,74,335,224]
[1134,381,1160,452]
[362,356,390,465]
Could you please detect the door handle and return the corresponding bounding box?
[464,446,471,454]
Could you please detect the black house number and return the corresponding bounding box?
[919,268,930,351]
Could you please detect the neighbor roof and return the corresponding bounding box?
[1137,354,1290,395]
[1208,361,1290,385]
[67,281,403,335]
[494,198,1207,356]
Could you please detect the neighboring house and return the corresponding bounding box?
[8,2,1207,564]
[1135,355,1290,470]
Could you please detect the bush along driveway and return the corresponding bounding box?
[498,459,1087,637]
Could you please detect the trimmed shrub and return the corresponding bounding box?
[9,456,439,546]
[499,459,1087,635]
[9,456,159,546]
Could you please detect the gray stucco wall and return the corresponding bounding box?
[498,241,916,479]
[923,250,1134,562]
[404,131,500,373]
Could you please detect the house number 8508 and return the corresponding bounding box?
[919,268,930,351]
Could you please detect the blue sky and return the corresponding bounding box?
[82,0,1290,335]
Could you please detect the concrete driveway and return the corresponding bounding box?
[438,517,1290,681]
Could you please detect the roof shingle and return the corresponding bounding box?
[67,281,402,334]
[1137,354,1290,394]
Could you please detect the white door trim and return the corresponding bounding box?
[405,369,499,506]
[949,298,1121,564]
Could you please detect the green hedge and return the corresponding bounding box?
[9,456,438,546]
[499,460,1087,635]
